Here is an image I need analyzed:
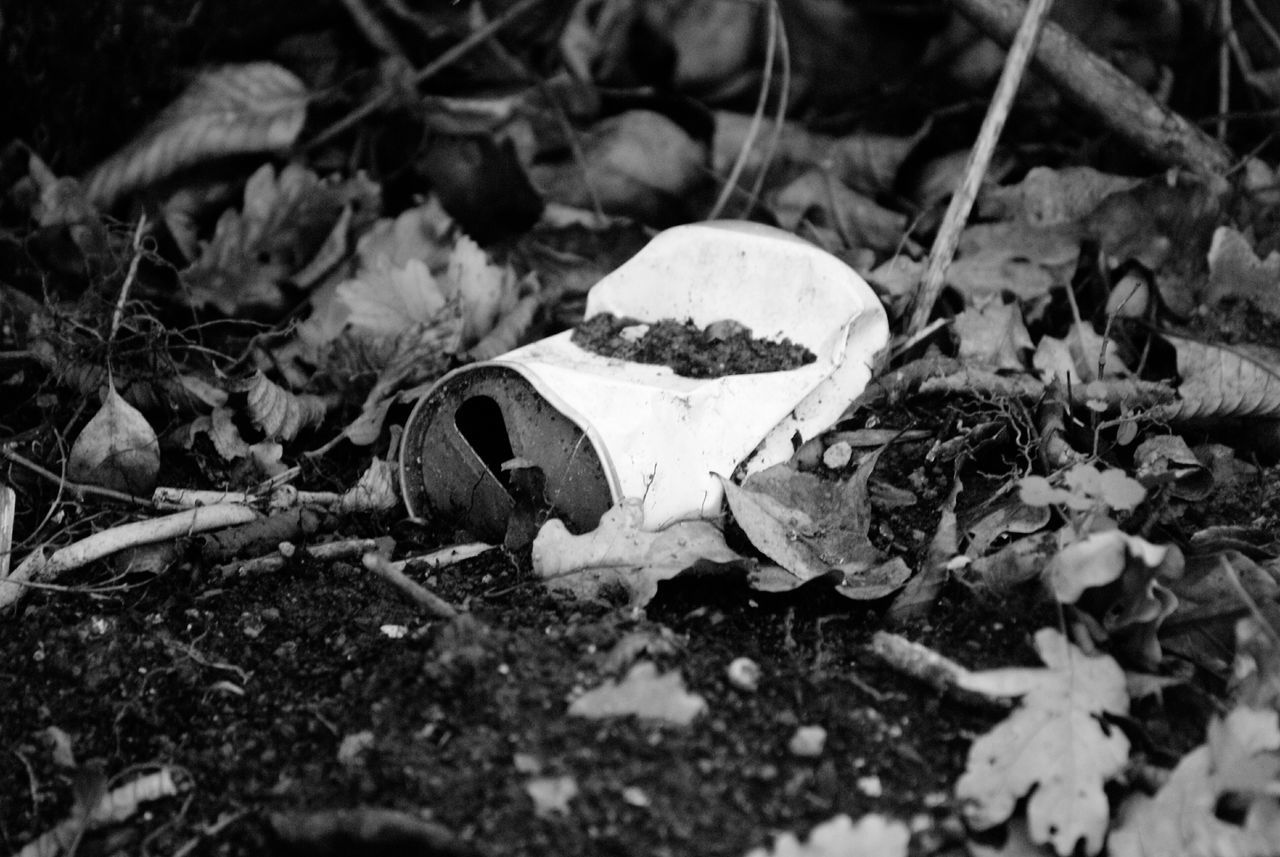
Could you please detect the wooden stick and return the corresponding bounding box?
[909,0,1056,334]
[1,504,260,611]
[948,0,1235,177]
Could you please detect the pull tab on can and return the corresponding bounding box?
[399,221,889,541]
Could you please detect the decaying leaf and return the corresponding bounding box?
[84,63,308,208]
[1205,225,1280,314]
[1133,434,1212,500]
[67,384,160,495]
[1155,334,1280,423]
[721,449,907,600]
[955,628,1130,856]
[1109,707,1280,857]
[181,163,379,314]
[1161,551,1280,676]
[713,113,926,201]
[237,372,328,442]
[568,661,706,726]
[527,110,707,224]
[1045,529,1182,669]
[743,813,909,857]
[337,459,399,513]
[1230,616,1280,711]
[954,302,1034,371]
[769,169,908,255]
[949,222,1081,303]
[978,166,1140,226]
[531,499,743,606]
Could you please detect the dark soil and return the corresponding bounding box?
[572,313,816,379]
[0,4,1253,856]
[1,524,1048,857]
[1,403,1230,857]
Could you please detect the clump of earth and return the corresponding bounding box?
[572,313,816,378]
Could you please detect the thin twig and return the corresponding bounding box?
[1219,0,1232,143]
[708,0,778,220]
[908,0,1056,334]
[363,552,459,619]
[1,504,260,611]
[304,0,547,152]
[743,0,790,215]
[110,213,148,341]
[0,445,153,508]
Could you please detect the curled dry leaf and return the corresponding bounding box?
[1045,529,1182,669]
[67,385,161,495]
[532,499,743,606]
[337,459,399,513]
[84,63,307,208]
[181,163,379,314]
[239,372,328,442]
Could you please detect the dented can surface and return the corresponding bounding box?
[399,221,889,539]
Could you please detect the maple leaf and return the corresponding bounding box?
[1110,707,1280,857]
[955,627,1130,856]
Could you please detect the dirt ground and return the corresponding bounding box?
[4,2,1275,855]
[2,414,1239,857]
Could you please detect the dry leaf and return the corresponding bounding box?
[743,813,910,857]
[527,110,707,224]
[84,63,307,207]
[1156,334,1280,422]
[446,235,521,348]
[713,112,926,199]
[770,170,907,254]
[238,372,328,442]
[1044,529,1181,670]
[67,385,160,495]
[956,628,1129,856]
[526,776,578,817]
[949,222,1081,301]
[181,163,379,314]
[1205,226,1280,314]
[1110,707,1280,857]
[568,661,706,726]
[722,449,898,599]
[531,499,742,606]
[954,303,1034,371]
[978,166,1140,226]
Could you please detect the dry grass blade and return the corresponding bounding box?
[908,0,1056,334]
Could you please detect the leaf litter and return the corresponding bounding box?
[10,1,1280,856]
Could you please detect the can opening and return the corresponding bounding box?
[455,395,515,490]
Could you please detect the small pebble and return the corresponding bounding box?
[788,725,827,757]
[622,786,650,807]
[726,657,761,692]
[822,441,853,469]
